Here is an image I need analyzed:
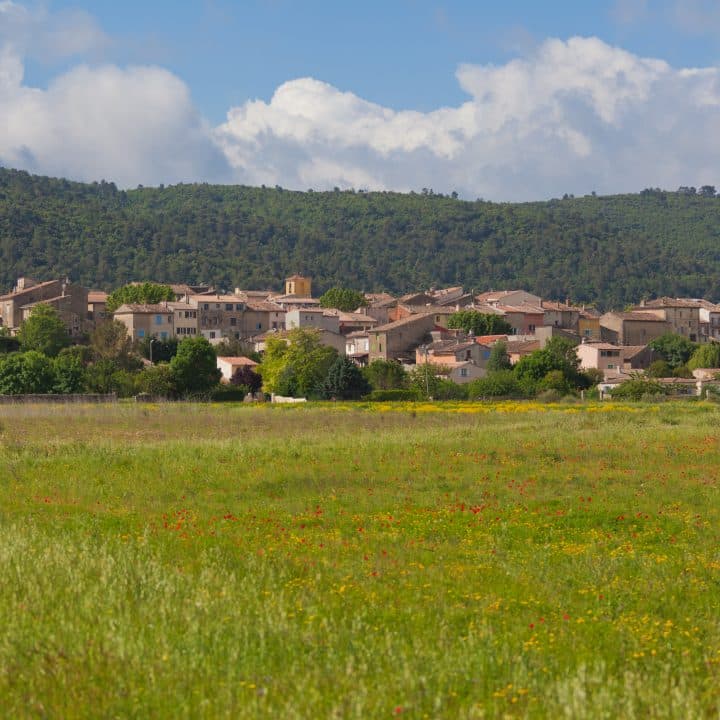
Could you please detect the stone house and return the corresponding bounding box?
[367,313,438,362]
[0,277,88,337]
[285,308,341,334]
[576,341,626,372]
[634,298,702,342]
[113,303,174,341]
[600,311,670,345]
[216,356,258,383]
[475,290,542,307]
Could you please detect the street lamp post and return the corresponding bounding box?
[422,344,430,398]
[149,337,158,364]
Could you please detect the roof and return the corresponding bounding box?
[605,311,668,322]
[246,301,284,312]
[88,291,108,303]
[476,334,509,344]
[190,294,245,303]
[369,313,437,333]
[364,292,395,303]
[623,345,651,358]
[398,292,434,303]
[475,289,537,303]
[639,297,703,309]
[19,295,70,309]
[216,356,258,366]
[542,300,582,312]
[578,341,622,351]
[496,303,545,314]
[507,340,541,354]
[400,303,458,315]
[0,279,59,301]
[113,303,174,314]
[272,295,320,304]
[428,340,478,354]
[346,331,369,338]
[285,274,310,281]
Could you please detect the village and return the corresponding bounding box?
[1,274,720,398]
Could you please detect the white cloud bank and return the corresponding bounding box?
[2,3,720,201]
[215,36,720,200]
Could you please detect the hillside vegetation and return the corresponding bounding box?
[1,167,720,307]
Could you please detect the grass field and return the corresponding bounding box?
[0,401,719,718]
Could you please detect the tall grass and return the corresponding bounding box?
[0,402,718,718]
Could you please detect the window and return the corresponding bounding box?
[230,317,237,326]
[256,322,262,330]
[155,315,162,325]
[225,304,233,311]
[160,331,168,339]
[215,304,220,309]
[138,329,145,338]
[460,368,468,377]
[236,304,243,311]
[204,303,209,310]
[209,331,216,339]
[529,324,536,332]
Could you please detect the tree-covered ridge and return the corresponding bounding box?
[2,166,720,308]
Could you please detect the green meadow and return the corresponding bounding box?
[0,401,718,718]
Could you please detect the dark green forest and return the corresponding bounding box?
[1,166,719,308]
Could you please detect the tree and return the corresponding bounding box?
[105,283,175,313]
[230,365,263,393]
[688,343,720,370]
[53,352,87,393]
[321,356,371,399]
[486,340,511,372]
[447,311,512,337]
[648,334,697,370]
[362,359,407,390]
[467,370,521,398]
[137,335,178,364]
[406,363,444,399]
[214,337,260,361]
[169,336,222,397]
[318,287,368,312]
[699,185,716,197]
[136,364,175,397]
[17,304,70,357]
[258,328,338,397]
[611,377,668,400]
[0,351,56,394]
[647,359,671,378]
[90,320,140,371]
[513,337,583,394]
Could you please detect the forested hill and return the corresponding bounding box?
[1,166,720,308]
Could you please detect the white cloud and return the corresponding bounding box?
[2,5,720,201]
[0,1,109,61]
[215,36,720,200]
[0,47,229,187]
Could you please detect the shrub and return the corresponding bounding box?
[210,385,249,402]
[467,370,521,398]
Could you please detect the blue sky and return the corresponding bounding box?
[21,0,720,121]
[4,0,720,200]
